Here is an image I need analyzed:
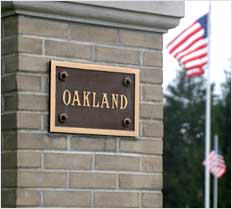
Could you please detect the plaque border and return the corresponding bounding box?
[50,60,140,137]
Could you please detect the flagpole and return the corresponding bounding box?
[205,0,212,208]
[213,135,218,208]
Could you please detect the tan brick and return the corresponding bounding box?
[4,94,18,111]
[2,151,17,168]
[45,40,92,59]
[94,46,140,65]
[70,23,118,44]
[18,94,48,111]
[43,191,91,207]
[95,154,140,171]
[18,36,42,54]
[17,189,41,207]
[2,74,17,92]
[140,103,163,120]
[142,85,163,101]
[142,192,163,208]
[17,112,41,129]
[18,16,68,38]
[143,121,163,138]
[1,189,16,207]
[44,153,92,170]
[142,156,163,172]
[41,76,49,92]
[42,114,48,131]
[1,19,4,38]
[2,113,17,130]
[17,132,67,150]
[17,74,41,91]
[69,172,116,189]
[4,54,18,74]
[1,56,5,75]
[120,138,163,155]
[1,37,18,55]
[119,29,162,49]
[2,170,17,188]
[119,173,162,190]
[2,131,17,150]
[1,95,5,112]
[143,51,162,67]
[18,54,49,73]
[17,171,66,188]
[94,192,139,208]
[70,137,117,152]
[141,68,163,84]
[3,16,18,37]
[17,151,41,168]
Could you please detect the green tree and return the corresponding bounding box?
[163,69,231,207]
[163,70,206,207]
[211,70,231,208]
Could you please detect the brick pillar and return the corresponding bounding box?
[1,1,184,207]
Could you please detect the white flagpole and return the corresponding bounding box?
[205,0,212,208]
[213,135,218,208]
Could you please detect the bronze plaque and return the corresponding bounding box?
[50,60,140,136]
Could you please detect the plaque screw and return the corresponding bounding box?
[58,113,68,123]
[123,77,133,87]
[122,117,132,127]
[59,71,69,81]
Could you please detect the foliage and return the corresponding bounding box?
[163,69,231,207]
[211,70,231,207]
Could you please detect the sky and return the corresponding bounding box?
[163,0,232,95]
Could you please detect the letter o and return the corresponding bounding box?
[63,90,71,105]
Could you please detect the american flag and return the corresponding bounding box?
[203,150,227,179]
[167,13,208,78]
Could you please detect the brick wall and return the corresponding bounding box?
[2,14,164,207]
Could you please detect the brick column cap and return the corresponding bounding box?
[2,1,184,33]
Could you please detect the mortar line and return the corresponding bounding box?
[92,152,95,170]
[9,188,162,193]
[42,39,45,55]
[140,156,143,171]
[140,51,143,66]
[14,168,162,175]
[40,191,43,206]
[116,172,119,190]
[91,191,94,207]
[67,136,71,150]
[66,171,69,188]
[41,152,44,169]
